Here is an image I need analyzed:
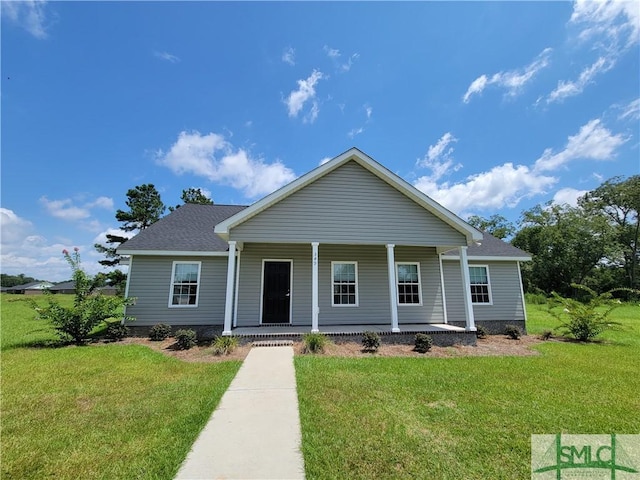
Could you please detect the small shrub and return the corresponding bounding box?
[475,325,488,339]
[211,336,239,355]
[106,322,129,341]
[303,332,328,354]
[548,285,638,342]
[149,323,172,341]
[30,248,133,345]
[504,325,521,340]
[539,329,553,341]
[525,292,548,305]
[414,333,433,353]
[361,331,381,352]
[175,329,197,350]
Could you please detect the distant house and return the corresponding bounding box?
[49,281,76,295]
[118,148,530,338]
[48,281,118,296]
[4,281,55,295]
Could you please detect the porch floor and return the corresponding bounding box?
[232,323,466,336]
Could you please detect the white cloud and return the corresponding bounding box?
[0,209,113,281]
[154,51,180,63]
[546,56,613,103]
[365,105,373,120]
[282,47,295,66]
[318,157,332,166]
[533,119,627,172]
[0,208,34,245]
[552,187,588,207]
[86,196,114,210]
[347,127,364,139]
[156,130,296,198]
[414,163,556,213]
[463,48,552,103]
[619,98,640,121]
[323,45,359,72]
[413,118,626,214]
[305,101,320,124]
[323,45,340,58]
[39,195,114,222]
[2,0,49,39]
[284,70,324,122]
[543,0,639,104]
[40,197,90,221]
[416,132,461,182]
[571,0,639,49]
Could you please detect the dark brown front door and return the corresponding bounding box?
[262,261,291,324]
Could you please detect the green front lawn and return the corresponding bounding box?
[1,295,241,479]
[295,304,640,479]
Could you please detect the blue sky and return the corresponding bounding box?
[2,1,639,281]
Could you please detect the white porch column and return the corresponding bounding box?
[233,250,241,328]
[311,242,319,333]
[222,240,237,336]
[386,244,400,333]
[459,246,476,331]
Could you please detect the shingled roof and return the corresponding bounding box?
[118,203,529,260]
[442,230,531,260]
[118,204,247,253]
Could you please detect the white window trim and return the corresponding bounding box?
[168,261,202,308]
[331,261,359,307]
[469,264,493,305]
[395,262,423,306]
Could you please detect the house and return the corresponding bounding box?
[48,281,118,296]
[118,148,530,341]
[4,281,55,295]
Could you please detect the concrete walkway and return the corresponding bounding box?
[175,346,305,480]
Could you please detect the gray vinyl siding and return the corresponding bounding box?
[235,243,445,327]
[442,260,526,323]
[231,161,466,246]
[125,255,227,326]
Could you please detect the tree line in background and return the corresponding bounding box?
[1,274,44,287]
[468,175,639,297]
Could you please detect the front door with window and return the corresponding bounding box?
[262,261,291,324]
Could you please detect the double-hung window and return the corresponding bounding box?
[169,261,201,307]
[469,265,491,304]
[396,262,422,305]
[332,262,358,306]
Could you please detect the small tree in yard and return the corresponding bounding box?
[548,284,638,342]
[31,248,133,345]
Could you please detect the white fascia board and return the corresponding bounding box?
[214,147,482,243]
[441,255,532,262]
[117,249,229,257]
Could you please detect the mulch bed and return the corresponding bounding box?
[115,334,543,363]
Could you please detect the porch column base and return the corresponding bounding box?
[392,327,401,333]
[222,330,233,336]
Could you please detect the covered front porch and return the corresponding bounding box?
[221,241,479,336]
